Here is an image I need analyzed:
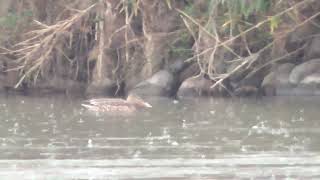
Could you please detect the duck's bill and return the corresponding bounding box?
[144,102,152,108]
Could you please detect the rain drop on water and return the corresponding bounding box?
[87,139,93,148]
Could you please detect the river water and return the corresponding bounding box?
[0,95,319,179]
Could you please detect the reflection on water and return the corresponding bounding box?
[0,95,320,179]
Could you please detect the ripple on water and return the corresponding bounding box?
[0,96,319,179]
[0,153,319,179]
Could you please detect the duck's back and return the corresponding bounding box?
[87,98,128,106]
[82,98,136,114]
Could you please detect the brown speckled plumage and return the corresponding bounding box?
[82,95,152,115]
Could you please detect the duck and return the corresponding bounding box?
[81,94,152,115]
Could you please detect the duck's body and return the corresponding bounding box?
[82,95,152,115]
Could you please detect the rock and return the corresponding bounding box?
[304,36,320,61]
[129,70,174,97]
[178,63,200,83]
[32,77,86,97]
[143,70,173,89]
[169,60,186,74]
[301,73,320,85]
[227,54,266,96]
[277,63,296,84]
[86,78,115,97]
[233,75,263,97]
[261,72,276,96]
[234,86,259,97]
[232,69,267,97]
[124,75,142,94]
[289,59,320,84]
[275,86,294,96]
[292,84,318,96]
[261,63,295,96]
[127,60,189,97]
[177,76,221,98]
[227,60,250,82]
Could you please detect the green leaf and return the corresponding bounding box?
[166,0,172,9]
[269,16,281,33]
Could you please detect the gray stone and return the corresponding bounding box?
[86,78,114,97]
[277,63,295,84]
[227,60,249,82]
[178,63,200,83]
[129,70,174,97]
[177,76,219,98]
[293,84,318,96]
[301,73,320,85]
[304,36,320,61]
[289,59,320,84]
[261,71,276,96]
[261,63,295,96]
[234,86,258,97]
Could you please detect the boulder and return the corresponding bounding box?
[227,54,266,97]
[261,63,295,96]
[129,70,174,97]
[289,59,320,84]
[234,86,259,97]
[276,63,296,84]
[86,78,115,97]
[261,71,276,96]
[177,76,221,98]
[178,63,200,83]
[227,60,250,83]
[233,75,263,97]
[304,36,320,61]
[301,73,320,85]
[31,77,86,97]
[292,84,318,96]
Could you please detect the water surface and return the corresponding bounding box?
[0,95,319,179]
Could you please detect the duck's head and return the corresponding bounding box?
[127,94,152,108]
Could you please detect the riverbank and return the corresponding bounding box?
[3,58,320,99]
[0,1,320,99]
